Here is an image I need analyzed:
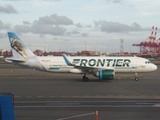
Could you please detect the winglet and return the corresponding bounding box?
[62,54,73,66]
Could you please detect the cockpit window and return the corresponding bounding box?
[145,61,151,64]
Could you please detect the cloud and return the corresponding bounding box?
[94,20,103,29]
[75,23,83,28]
[38,14,73,25]
[0,4,17,14]
[14,14,74,36]
[31,24,66,35]
[0,33,5,38]
[14,24,66,36]
[14,25,30,34]
[101,21,130,33]
[95,20,142,33]
[107,0,126,4]
[23,21,31,25]
[130,22,142,31]
[0,20,11,30]
[72,30,80,34]
[86,24,92,28]
[39,34,45,38]
[0,20,11,38]
[81,33,89,37]
[66,30,80,36]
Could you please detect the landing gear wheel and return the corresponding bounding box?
[135,77,139,81]
[82,75,85,80]
[82,75,89,82]
[84,77,89,82]
[134,73,139,81]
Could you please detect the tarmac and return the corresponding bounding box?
[0,63,160,120]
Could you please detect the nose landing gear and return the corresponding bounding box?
[135,73,139,81]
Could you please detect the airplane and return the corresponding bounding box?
[5,32,157,81]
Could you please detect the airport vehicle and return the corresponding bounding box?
[5,32,157,81]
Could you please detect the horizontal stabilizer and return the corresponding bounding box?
[5,57,26,62]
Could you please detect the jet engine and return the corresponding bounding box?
[97,69,115,80]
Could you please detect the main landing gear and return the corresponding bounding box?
[82,74,89,82]
[134,73,139,81]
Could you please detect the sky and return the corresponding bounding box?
[0,0,160,53]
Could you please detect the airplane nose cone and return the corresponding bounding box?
[152,64,157,71]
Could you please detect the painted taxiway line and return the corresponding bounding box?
[13,95,160,99]
[57,112,95,120]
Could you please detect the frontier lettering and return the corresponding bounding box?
[72,59,131,67]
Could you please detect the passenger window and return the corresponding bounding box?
[145,61,151,64]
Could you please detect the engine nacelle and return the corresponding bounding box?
[98,69,115,80]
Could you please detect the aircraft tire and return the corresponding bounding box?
[82,76,85,81]
[83,77,89,82]
[135,77,139,81]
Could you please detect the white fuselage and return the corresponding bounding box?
[20,56,157,74]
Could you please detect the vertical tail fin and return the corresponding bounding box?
[7,32,35,60]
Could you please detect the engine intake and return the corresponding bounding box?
[98,69,115,80]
